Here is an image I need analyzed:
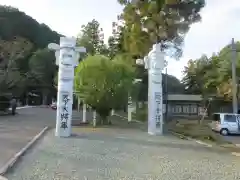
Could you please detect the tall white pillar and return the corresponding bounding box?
[128,96,133,122]
[146,43,166,135]
[83,103,87,123]
[48,37,86,137]
[111,109,115,116]
[77,97,80,112]
[93,110,97,127]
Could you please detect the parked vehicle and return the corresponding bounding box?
[211,113,240,136]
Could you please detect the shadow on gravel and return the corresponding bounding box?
[72,114,230,154]
[0,112,19,117]
[70,132,228,154]
[72,115,148,132]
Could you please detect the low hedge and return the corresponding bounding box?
[132,107,147,122]
[168,120,230,144]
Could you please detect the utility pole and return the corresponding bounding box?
[165,66,168,121]
[231,38,238,114]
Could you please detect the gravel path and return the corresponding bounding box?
[5,126,240,180]
[0,107,92,174]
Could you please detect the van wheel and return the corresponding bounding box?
[220,128,229,136]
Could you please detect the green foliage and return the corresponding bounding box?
[117,0,205,59]
[104,0,205,101]
[77,19,108,56]
[0,36,33,96]
[108,36,120,59]
[136,70,184,101]
[112,53,136,66]
[28,48,57,91]
[168,120,225,143]
[0,5,60,99]
[182,55,210,94]
[0,5,60,47]
[27,48,57,104]
[132,104,148,122]
[107,23,126,59]
[74,55,135,123]
[0,4,189,109]
[182,41,240,100]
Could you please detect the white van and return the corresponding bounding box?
[212,113,240,136]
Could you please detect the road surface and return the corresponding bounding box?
[3,108,240,180]
[0,107,90,172]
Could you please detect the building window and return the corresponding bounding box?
[190,105,197,114]
[174,105,182,114]
[182,105,190,114]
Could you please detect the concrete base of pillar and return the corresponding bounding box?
[55,132,72,138]
[148,131,156,135]
[71,121,89,126]
[148,131,163,136]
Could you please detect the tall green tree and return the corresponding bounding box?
[0,5,61,100]
[214,42,240,100]
[182,55,209,94]
[77,19,108,56]
[108,36,121,59]
[28,48,57,104]
[107,21,126,59]
[182,41,240,101]
[0,36,33,96]
[117,0,205,58]
[74,55,135,125]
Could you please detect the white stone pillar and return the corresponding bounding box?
[111,109,115,116]
[146,43,166,135]
[77,97,80,112]
[48,37,86,137]
[83,103,87,123]
[93,110,97,127]
[128,96,133,122]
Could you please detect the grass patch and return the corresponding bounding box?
[132,106,147,122]
[167,119,231,145]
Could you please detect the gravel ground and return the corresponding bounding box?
[0,106,93,174]
[5,126,240,180]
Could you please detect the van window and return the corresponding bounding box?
[224,114,237,123]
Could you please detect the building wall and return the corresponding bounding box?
[165,101,200,117]
[164,98,233,119]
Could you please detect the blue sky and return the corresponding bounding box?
[0,0,240,79]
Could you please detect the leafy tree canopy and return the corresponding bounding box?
[77,19,108,56]
[116,0,205,59]
[0,5,60,47]
[182,41,240,101]
[74,55,135,123]
[0,5,61,99]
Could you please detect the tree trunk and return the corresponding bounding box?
[101,116,108,125]
[42,95,47,105]
[25,92,28,106]
[42,90,48,105]
[136,101,139,114]
[108,117,112,125]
